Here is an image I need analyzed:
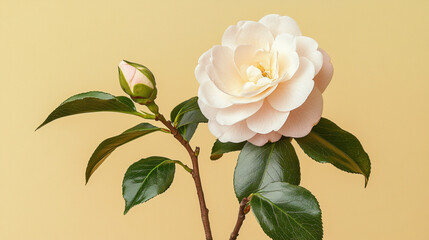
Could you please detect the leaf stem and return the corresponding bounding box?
[229,197,250,240]
[160,128,171,133]
[171,160,193,174]
[134,111,156,119]
[155,113,213,240]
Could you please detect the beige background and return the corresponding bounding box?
[1,0,429,239]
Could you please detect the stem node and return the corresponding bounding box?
[195,146,200,157]
[229,197,250,240]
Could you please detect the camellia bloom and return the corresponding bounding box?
[118,60,157,105]
[196,14,333,146]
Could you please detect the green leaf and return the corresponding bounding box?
[122,156,175,214]
[170,97,208,141]
[171,97,208,127]
[295,117,371,186]
[178,123,198,142]
[176,124,198,142]
[210,140,246,160]
[251,182,323,240]
[37,91,139,130]
[177,109,207,127]
[234,138,300,201]
[170,98,188,122]
[85,123,161,183]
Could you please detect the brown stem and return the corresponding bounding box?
[229,198,250,240]
[156,114,213,240]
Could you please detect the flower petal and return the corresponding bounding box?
[234,45,270,78]
[278,88,323,138]
[131,68,153,89]
[314,48,333,93]
[259,14,302,38]
[209,120,256,143]
[207,46,244,96]
[267,57,315,112]
[198,79,233,108]
[277,51,300,81]
[271,33,296,55]
[248,131,282,146]
[246,101,289,134]
[271,33,299,80]
[119,61,136,85]
[195,49,212,84]
[198,98,217,120]
[221,21,247,48]
[225,21,274,50]
[216,100,263,125]
[296,36,323,74]
[228,86,278,106]
[222,25,240,49]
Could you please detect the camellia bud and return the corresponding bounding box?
[118,60,157,105]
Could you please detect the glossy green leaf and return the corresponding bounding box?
[170,98,188,122]
[85,123,161,183]
[37,91,139,130]
[177,109,207,127]
[210,140,246,160]
[171,97,208,127]
[177,124,200,142]
[170,97,208,141]
[234,138,300,201]
[123,156,175,214]
[251,182,323,240]
[295,118,371,186]
[178,123,198,142]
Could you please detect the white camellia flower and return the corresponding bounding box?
[196,14,333,146]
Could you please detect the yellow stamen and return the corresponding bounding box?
[256,63,272,79]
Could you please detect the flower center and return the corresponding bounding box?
[256,63,272,79]
[246,63,273,83]
[239,51,279,97]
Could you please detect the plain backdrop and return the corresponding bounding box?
[1,0,429,239]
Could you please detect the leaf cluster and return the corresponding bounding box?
[38,91,371,240]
